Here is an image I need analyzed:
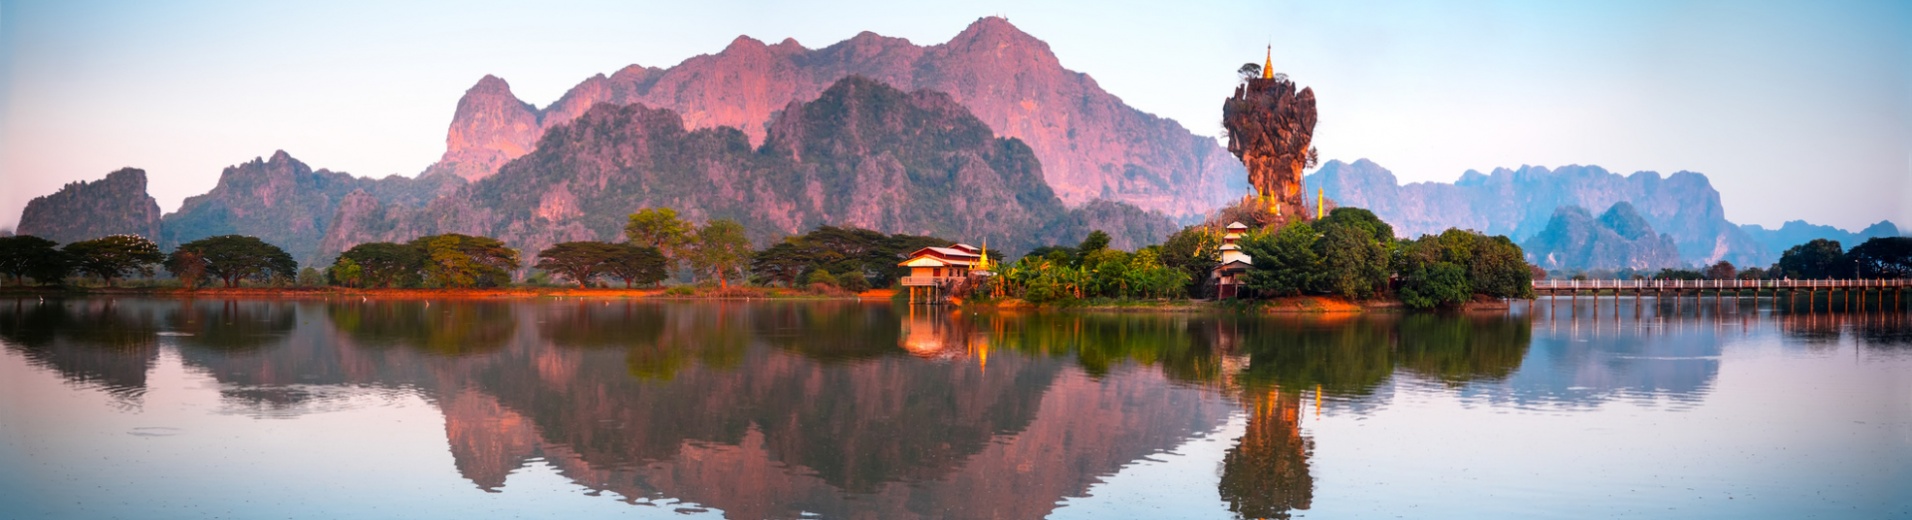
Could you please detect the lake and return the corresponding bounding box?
[0,297,1907,519]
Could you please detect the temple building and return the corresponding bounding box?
[1212,222,1253,298]
[898,242,994,303]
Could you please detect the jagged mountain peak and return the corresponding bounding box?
[422,19,1237,217]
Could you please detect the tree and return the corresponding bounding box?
[1467,235,1534,299]
[1400,262,1470,309]
[336,242,426,288]
[689,219,752,289]
[1847,236,1912,279]
[1703,261,1737,281]
[0,235,69,286]
[165,250,207,289]
[535,241,620,288]
[296,267,324,287]
[626,208,694,270]
[1158,226,1220,298]
[1312,223,1388,300]
[1775,238,1847,279]
[327,257,364,287]
[169,235,297,288]
[804,269,839,288]
[1737,267,1768,280]
[838,270,871,292]
[601,244,669,288]
[1077,230,1112,257]
[750,241,823,287]
[410,234,521,288]
[64,234,163,287]
[1237,62,1263,82]
[1241,223,1320,297]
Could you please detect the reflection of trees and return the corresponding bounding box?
[1395,314,1531,384]
[0,299,159,399]
[1234,318,1395,397]
[758,302,905,362]
[326,300,515,355]
[985,313,1222,382]
[1219,388,1312,520]
[165,299,297,351]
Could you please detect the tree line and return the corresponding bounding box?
[1555,236,1912,283]
[965,207,1534,309]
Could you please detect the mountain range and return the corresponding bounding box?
[428,17,1242,217]
[1307,159,1900,269]
[320,76,1174,263]
[1521,202,1683,271]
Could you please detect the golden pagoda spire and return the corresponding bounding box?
[1262,44,1274,80]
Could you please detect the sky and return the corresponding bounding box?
[1,0,1907,231]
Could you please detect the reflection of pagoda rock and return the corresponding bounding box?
[1219,388,1312,519]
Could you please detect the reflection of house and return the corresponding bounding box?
[899,243,995,304]
[1212,222,1253,298]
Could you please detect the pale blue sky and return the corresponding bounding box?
[1,0,1906,230]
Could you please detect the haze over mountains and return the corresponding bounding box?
[1307,159,1900,270]
[11,16,1898,273]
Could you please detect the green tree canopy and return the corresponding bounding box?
[336,242,426,288]
[535,241,621,288]
[168,235,297,288]
[689,219,752,289]
[0,235,69,286]
[64,234,163,287]
[1312,223,1388,300]
[409,234,520,288]
[1158,226,1220,298]
[1775,238,1848,279]
[1241,222,1321,297]
[1847,236,1911,279]
[602,244,669,288]
[625,208,694,268]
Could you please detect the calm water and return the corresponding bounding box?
[0,298,1907,519]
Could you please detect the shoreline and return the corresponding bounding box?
[0,287,1516,313]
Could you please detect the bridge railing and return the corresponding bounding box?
[1532,278,1911,290]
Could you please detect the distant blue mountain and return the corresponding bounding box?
[1305,159,1899,269]
[1741,220,1901,257]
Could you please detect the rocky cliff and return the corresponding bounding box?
[1307,159,1766,267]
[1521,202,1684,271]
[427,17,1243,217]
[1741,220,1902,261]
[323,76,1174,261]
[16,168,163,244]
[162,151,462,266]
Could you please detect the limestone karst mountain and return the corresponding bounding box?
[1307,159,1793,268]
[427,16,1245,218]
[160,151,462,266]
[1521,202,1684,271]
[321,76,1175,262]
[16,168,162,244]
[1222,49,1318,220]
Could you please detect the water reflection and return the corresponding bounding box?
[2,298,1907,519]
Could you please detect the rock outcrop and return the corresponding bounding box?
[322,76,1174,261]
[1307,159,1767,266]
[425,17,1243,217]
[16,168,163,244]
[1521,202,1683,271]
[1741,220,1902,262]
[1222,58,1318,219]
[162,151,462,266]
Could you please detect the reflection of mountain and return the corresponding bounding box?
[1476,321,1721,407]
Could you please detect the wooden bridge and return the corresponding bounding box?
[1531,278,1911,313]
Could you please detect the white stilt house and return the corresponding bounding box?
[898,242,994,304]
